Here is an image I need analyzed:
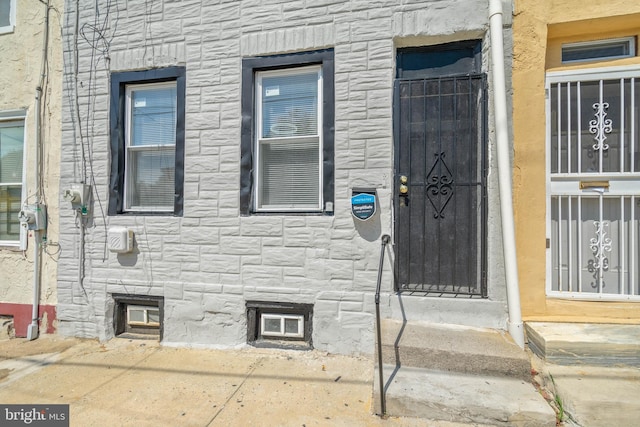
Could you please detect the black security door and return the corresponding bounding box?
[393,43,487,296]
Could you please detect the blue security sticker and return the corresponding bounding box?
[351,192,376,221]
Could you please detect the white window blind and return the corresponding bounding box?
[0,120,23,242]
[125,83,176,211]
[256,67,322,210]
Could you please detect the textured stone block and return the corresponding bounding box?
[57,0,505,357]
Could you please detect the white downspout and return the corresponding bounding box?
[27,1,50,341]
[488,0,524,348]
[27,91,42,341]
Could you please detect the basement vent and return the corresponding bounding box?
[246,301,313,349]
[113,294,164,340]
[562,37,636,63]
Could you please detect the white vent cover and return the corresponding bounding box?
[108,227,134,253]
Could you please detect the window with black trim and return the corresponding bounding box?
[113,294,164,340]
[241,49,334,215]
[246,301,313,349]
[109,67,186,216]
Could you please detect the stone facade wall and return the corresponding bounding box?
[59,0,508,355]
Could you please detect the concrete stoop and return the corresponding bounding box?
[526,322,640,367]
[375,320,556,426]
[526,322,640,427]
[374,366,556,427]
[530,354,640,427]
[381,319,532,380]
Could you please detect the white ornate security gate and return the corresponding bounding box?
[547,67,640,300]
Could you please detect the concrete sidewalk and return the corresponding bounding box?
[0,336,489,427]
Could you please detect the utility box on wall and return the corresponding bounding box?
[108,227,134,253]
[351,189,377,221]
[18,204,47,231]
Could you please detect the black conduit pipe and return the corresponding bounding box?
[375,234,391,416]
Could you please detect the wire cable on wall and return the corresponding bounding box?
[64,0,119,311]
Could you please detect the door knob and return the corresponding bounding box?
[399,176,408,195]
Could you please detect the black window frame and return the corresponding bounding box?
[112,294,164,340]
[240,49,335,216]
[109,66,186,216]
[246,300,313,349]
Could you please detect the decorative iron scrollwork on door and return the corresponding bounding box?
[426,152,454,218]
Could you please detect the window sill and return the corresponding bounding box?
[0,244,22,252]
[246,211,333,217]
[114,211,180,217]
[0,26,15,35]
[250,339,312,351]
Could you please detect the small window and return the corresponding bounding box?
[127,305,161,327]
[0,116,24,245]
[113,294,164,339]
[562,37,636,63]
[109,67,186,216]
[260,313,304,338]
[0,0,15,35]
[246,301,313,349]
[241,49,334,215]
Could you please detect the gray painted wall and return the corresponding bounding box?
[59,0,511,355]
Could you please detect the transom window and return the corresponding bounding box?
[547,67,640,300]
[0,117,24,245]
[255,66,322,211]
[562,37,636,64]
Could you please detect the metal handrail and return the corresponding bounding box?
[375,234,391,416]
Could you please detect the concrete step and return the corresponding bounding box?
[373,364,557,426]
[531,354,640,427]
[385,293,509,330]
[526,322,640,367]
[381,319,531,381]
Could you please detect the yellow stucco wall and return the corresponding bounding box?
[513,2,640,323]
[0,2,62,308]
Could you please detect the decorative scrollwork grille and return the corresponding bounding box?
[589,102,612,152]
[548,72,640,299]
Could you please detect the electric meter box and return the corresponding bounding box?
[351,188,377,221]
[108,227,134,253]
[18,204,47,231]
